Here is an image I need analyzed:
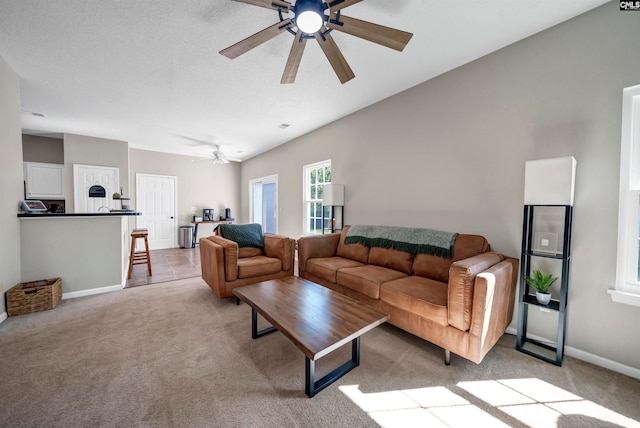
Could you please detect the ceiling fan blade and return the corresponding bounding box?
[181,136,217,146]
[327,0,363,12]
[327,14,413,51]
[232,0,292,11]
[314,32,355,84]
[281,30,307,84]
[222,156,242,162]
[220,19,293,59]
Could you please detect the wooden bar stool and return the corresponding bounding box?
[128,228,152,279]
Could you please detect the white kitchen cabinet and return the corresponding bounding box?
[24,162,65,199]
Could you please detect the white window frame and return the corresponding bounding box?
[302,160,331,235]
[249,174,278,234]
[611,84,640,307]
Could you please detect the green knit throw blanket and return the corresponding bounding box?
[344,225,458,258]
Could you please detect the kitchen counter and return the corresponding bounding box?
[20,215,135,298]
[18,211,141,218]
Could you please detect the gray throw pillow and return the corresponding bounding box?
[218,223,264,249]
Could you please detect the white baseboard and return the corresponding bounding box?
[62,284,123,300]
[0,311,7,325]
[505,327,640,380]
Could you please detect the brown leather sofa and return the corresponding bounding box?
[200,232,295,299]
[297,225,518,364]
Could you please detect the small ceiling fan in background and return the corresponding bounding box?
[219,0,413,84]
[183,137,241,164]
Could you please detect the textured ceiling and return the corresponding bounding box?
[0,0,607,161]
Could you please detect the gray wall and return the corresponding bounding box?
[22,135,64,164]
[63,133,129,212]
[241,3,640,369]
[20,217,127,293]
[130,149,241,240]
[0,55,23,315]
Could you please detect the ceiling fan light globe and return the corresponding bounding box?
[296,10,323,33]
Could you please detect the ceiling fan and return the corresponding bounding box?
[202,145,240,164]
[183,137,241,164]
[219,0,413,84]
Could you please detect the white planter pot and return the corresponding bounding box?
[535,291,551,305]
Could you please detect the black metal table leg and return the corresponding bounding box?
[191,223,198,248]
[251,308,277,339]
[305,337,360,398]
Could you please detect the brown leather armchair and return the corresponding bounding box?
[200,233,295,299]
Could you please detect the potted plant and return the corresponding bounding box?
[525,269,558,305]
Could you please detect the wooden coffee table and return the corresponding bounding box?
[233,276,389,398]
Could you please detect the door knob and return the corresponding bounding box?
[170,216,174,219]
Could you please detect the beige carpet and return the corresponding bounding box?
[1,277,639,428]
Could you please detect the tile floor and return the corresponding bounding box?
[125,247,201,288]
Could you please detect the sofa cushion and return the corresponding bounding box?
[448,252,504,331]
[238,247,263,258]
[336,226,370,264]
[337,265,407,299]
[306,257,365,283]
[218,223,264,249]
[412,234,490,282]
[237,256,282,278]
[368,247,413,274]
[380,276,449,327]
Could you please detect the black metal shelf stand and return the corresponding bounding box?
[516,204,573,366]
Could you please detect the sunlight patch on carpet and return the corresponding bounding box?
[340,378,640,427]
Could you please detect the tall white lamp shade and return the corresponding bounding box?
[524,156,576,206]
[323,184,344,206]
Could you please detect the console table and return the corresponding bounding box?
[190,220,233,248]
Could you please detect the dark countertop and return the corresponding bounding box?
[18,212,142,218]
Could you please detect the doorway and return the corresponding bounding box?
[250,174,278,234]
[136,173,178,250]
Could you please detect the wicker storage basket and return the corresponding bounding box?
[6,278,62,316]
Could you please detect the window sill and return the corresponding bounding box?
[608,289,640,307]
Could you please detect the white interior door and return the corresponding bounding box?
[136,173,177,250]
[73,164,119,213]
